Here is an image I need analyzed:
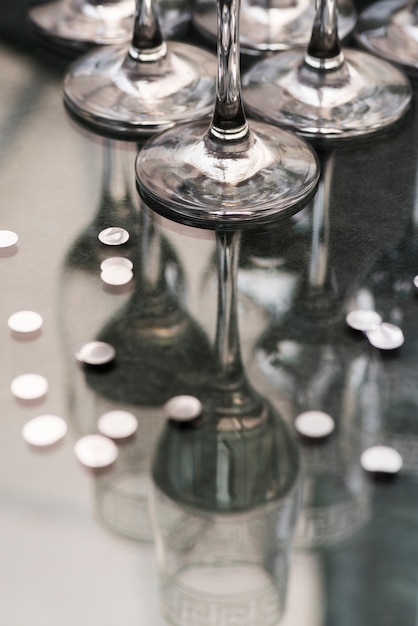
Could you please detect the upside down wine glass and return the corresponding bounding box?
[28,0,134,55]
[63,0,216,138]
[241,0,412,141]
[355,0,418,75]
[28,0,191,56]
[135,0,319,228]
[192,0,357,57]
[151,229,301,626]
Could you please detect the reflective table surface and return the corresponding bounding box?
[3,2,418,625]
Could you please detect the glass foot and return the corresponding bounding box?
[28,0,191,55]
[242,48,412,140]
[28,0,135,54]
[63,43,216,138]
[135,119,319,229]
[355,0,418,76]
[192,0,356,56]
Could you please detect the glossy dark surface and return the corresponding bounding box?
[3,3,418,625]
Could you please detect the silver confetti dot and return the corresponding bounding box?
[22,415,67,447]
[74,434,118,469]
[98,227,129,246]
[11,373,48,400]
[295,410,335,439]
[360,445,403,474]
[75,341,116,365]
[98,410,138,440]
[164,395,203,422]
[366,322,404,350]
[100,257,133,272]
[0,230,18,248]
[8,310,43,334]
[346,309,382,332]
[100,267,133,286]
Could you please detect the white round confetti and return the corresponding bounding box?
[414,275,418,289]
[0,230,18,248]
[98,227,130,246]
[360,445,403,474]
[74,434,118,469]
[346,309,382,332]
[295,410,335,439]
[366,322,404,350]
[98,410,138,439]
[100,256,133,271]
[11,373,48,400]
[100,267,133,286]
[75,341,116,365]
[22,415,67,447]
[8,310,43,334]
[164,395,203,422]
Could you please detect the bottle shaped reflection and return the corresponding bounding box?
[151,230,301,626]
[250,153,376,547]
[60,137,213,541]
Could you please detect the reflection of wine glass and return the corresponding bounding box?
[135,0,319,229]
[28,0,191,56]
[63,0,216,138]
[193,0,356,57]
[151,228,301,626]
[245,154,378,546]
[355,0,418,76]
[241,0,412,141]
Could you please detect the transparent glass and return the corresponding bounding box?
[59,138,213,542]
[135,0,319,229]
[246,154,376,546]
[63,0,216,138]
[192,0,357,56]
[28,0,191,55]
[150,230,301,626]
[242,0,412,141]
[355,0,418,76]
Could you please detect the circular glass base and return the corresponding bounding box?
[242,48,412,141]
[28,0,191,55]
[28,0,135,55]
[135,119,319,229]
[161,563,282,626]
[355,0,418,76]
[63,43,217,138]
[192,0,356,56]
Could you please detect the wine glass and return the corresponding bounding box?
[135,0,319,229]
[63,0,217,138]
[241,0,412,141]
[28,0,134,55]
[193,0,357,57]
[28,0,191,56]
[150,228,301,626]
[355,0,418,76]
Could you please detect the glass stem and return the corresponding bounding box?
[215,230,245,386]
[128,0,167,62]
[208,0,249,143]
[305,0,344,70]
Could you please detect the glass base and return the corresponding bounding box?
[136,119,319,229]
[28,0,135,55]
[63,43,217,138]
[355,0,418,76]
[192,0,356,56]
[242,48,412,141]
[161,564,283,626]
[28,0,191,55]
